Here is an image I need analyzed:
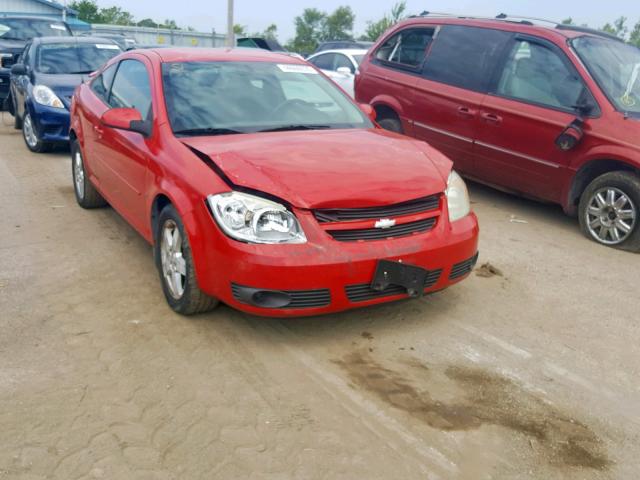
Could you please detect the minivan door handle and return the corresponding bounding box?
[457,106,477,118]
[481,112,503,124]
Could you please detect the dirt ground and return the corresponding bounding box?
[0,117,638,480]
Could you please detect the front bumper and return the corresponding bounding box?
[189,206,479,317]
[29,101,70,144]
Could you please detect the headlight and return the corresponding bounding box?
[445,170,471,222]
[33,85,64,109]
[207,191,306,244]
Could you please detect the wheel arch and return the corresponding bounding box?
[566,158,640,215]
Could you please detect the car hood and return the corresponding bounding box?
[181,128,450,209]
[34,72,88,108]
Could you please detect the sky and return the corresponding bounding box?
[91,0,640,42]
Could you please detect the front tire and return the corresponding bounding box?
[378,117,403,134]
[155,205,219,315]
[22,112,50,153]
[71,139,107,209]
[578,171,640,252]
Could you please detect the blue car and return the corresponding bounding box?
[10,36,122,152]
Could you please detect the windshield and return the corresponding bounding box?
[573,36,640,115]
[36,42,122,74]
[0,19,70,40]
[162,61,372,135]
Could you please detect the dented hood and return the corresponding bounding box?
[181,128,451,209]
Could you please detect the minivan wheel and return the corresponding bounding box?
[378,117,403,134]
[578,171,640,252]
[71,139,107,209]
[22,112,50,153]
[156,205,219,315]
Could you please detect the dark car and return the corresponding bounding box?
[313,40,373,54]
[10,36,122,152]
[356,14,640,251]
[0,16,72,109]
[81,31,136,50]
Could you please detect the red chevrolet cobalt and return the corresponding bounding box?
[70,48,479,316]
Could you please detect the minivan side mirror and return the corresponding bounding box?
[10,63,27,76]
[555,118,584,151]
[359,103,376,122]
[101,108,152,137]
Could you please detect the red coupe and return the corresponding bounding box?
[70,48,479,317]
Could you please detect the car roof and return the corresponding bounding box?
[148,47,305,64]
[394,16,619,43]
[33,36,120,45]
[309,49,369,57]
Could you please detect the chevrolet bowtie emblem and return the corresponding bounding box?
[374,218,396,229]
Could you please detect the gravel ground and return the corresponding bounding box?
[0,118,638,479]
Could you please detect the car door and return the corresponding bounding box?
[474,35,599,202]
[412,25,512,175]
[79,62,119,184]
[96,58,154,231]
[12,42,32,119]
[357,27,435,133]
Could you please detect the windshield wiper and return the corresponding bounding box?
[69,70,96,74]
[257,124,332,133]
[174,127,244,137]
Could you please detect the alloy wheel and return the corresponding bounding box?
[585,187,637,245]
[73,151,85,199]
[160,220,187,299]
[23,114,38,149]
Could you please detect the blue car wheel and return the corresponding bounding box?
[22,112,50,153]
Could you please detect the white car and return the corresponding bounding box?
[306,49,368,98]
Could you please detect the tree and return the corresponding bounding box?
[258,24,278,40]
[233,24,248,36]
[98,6,134,25]
[361,1,406,42]
[137,18,157,28]
[68,0,102,23]
[322,6,355,41]
[287,8,326,53]
[602,16,628,39]
[630,20,640,47]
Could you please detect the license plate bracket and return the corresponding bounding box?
[371,260,427,298]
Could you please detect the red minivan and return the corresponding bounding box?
[356,15,640,251]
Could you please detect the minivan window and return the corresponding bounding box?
[423,25,511,91]
[375,28,435,68]
[0,19,70,40]
[108,60,152,119]
[497,40,588,111]
[573,36,640,115]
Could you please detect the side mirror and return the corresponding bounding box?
[359,103,376,122]
[10,63,27,76]
[101,108,152,137]
[555,118,584,151]
[336,66,352,75]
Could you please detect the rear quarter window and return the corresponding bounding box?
[422,25,512,92]
[375,28,436,70]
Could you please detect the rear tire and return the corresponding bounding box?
[71,139,107,209]
[578,171,640,252]
[10,94,21,129]
[155,205,219,315]
[22,112,50,153]
[378,117,403,134]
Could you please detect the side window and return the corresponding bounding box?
[310,53,335,71]
[423,25,511,91]
[335,54,354,73]
[496,40,588,111]
[90,63,117,101]
[108,59,152,118]
[375,28,435,69]
[21,43,31,65]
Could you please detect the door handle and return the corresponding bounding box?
[457,106,477,118]
[481,112,503,124]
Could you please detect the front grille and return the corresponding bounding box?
[345,269,443,302]
[327,217,436,242]
[231,283,331,309]
[314,195,440,223]
[449,253,479,280]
